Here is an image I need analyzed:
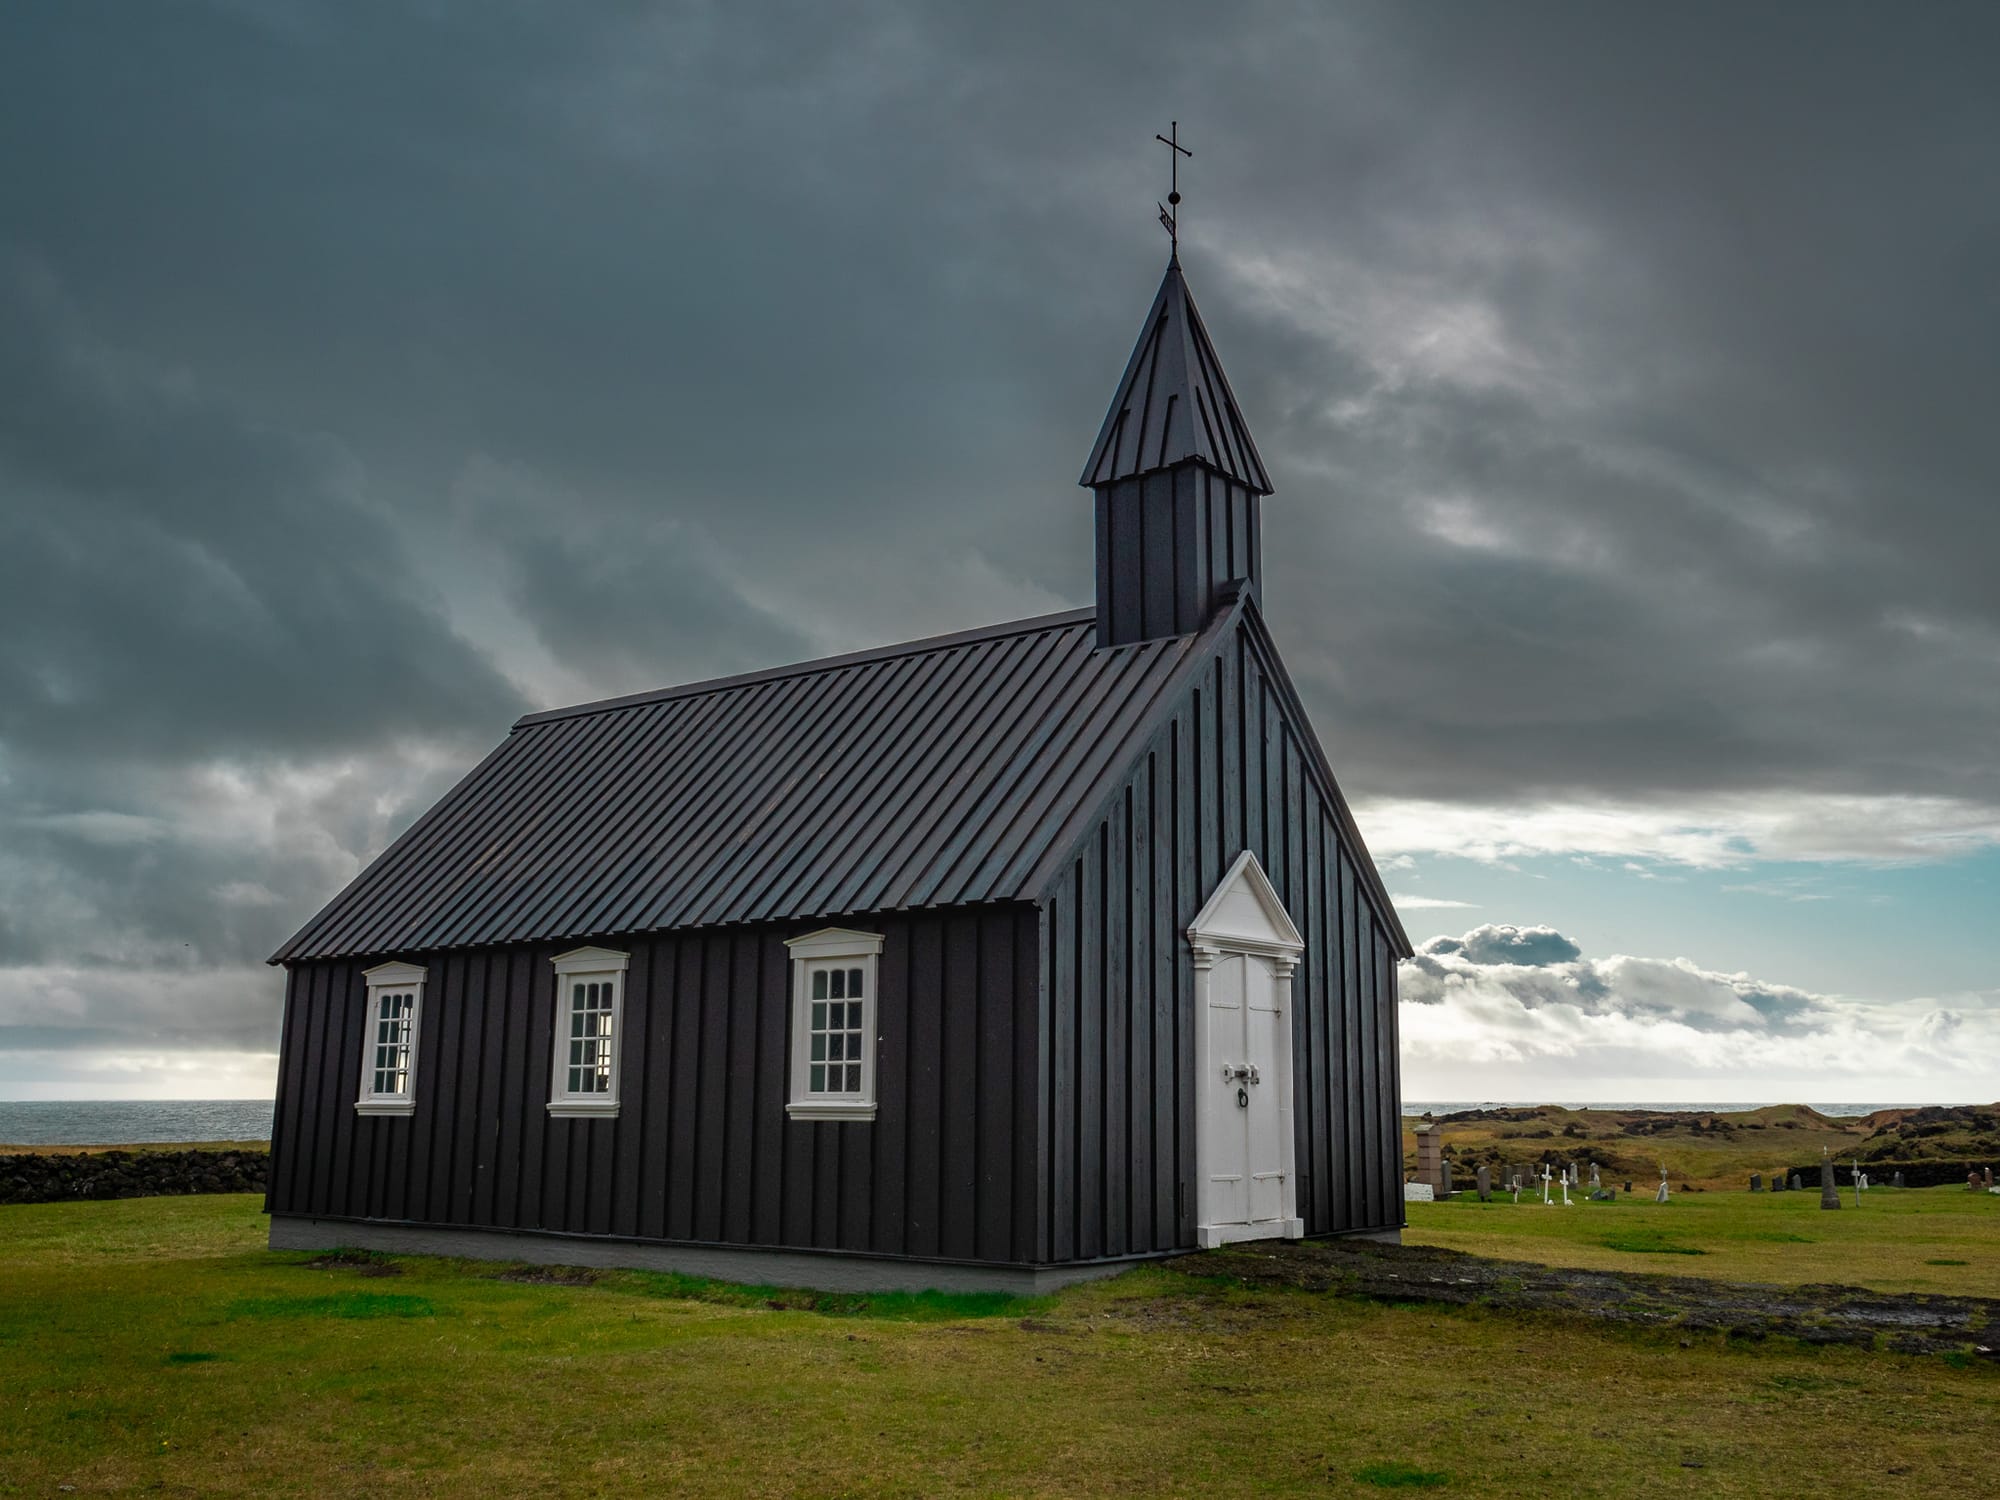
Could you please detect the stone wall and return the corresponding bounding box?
[0,1148,268,1205]
[1785,1158,1994,1190]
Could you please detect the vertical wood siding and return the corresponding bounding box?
[267,905,1045,1266]
[1095,469,1262,648]
[1037,615,1404,1259]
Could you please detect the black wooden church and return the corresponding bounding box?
[266,247,1412,1291]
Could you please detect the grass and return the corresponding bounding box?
[0,1139,268,1156]
[1403,1181,2000,1295]
[2,1195,1995,1497]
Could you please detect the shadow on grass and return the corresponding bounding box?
[1355,1459,1450,1487]
[1601,1232,1707,1256]
[611,1268,1050,1322]
[287,1242,1052,1322]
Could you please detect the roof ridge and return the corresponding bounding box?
[512,606,1096,729]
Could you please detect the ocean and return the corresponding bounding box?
[0,1100,275,1147]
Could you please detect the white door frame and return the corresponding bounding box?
[1188,850,1306,1249]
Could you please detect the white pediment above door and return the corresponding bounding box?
[1187,850,1304,958]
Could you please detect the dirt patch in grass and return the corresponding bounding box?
[491,1264,601,1286]
[302,1249,402,1277]
[1175,1237,2000,1357]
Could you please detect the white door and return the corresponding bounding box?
[1203,951,1293,1239]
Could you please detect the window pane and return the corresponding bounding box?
[810,1034,824,1061]
[828,1033,844,1061]
[811,1001,825,1031]
[847,968,863,996]
[830,968,846,1000]
[809,1064,825,1093]
[812,970,827,1000]
[845,1064,861,1092]
[847,1001,863,1030]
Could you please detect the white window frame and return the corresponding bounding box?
[355,961,426,1116]
[547,946,630,1118]
[785,927,883,1122]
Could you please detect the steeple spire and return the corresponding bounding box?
[1081,256,1272,649]
[1080,258,1272,493]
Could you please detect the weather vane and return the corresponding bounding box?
[1156,121,1191,256]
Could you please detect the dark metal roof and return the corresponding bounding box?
[1080,258,1273,495]
[272,607,1229,962]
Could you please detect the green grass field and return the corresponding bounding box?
[2,1194,1995,1497]
[1403,1180,2000,1296]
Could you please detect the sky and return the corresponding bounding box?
[2,2,1996,1105]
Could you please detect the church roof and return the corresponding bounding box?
[271,608,1227,962]
[1079,258,1273,495]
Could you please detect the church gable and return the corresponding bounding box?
[1032,595,1409,1260]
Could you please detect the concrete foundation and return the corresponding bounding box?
[268,1214,1157,1295]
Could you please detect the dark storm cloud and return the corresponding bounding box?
[1425,926,1583,969]
[0,260,524,764]
[1,2,1997,1061]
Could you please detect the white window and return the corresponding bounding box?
[355,961,426,1115]
[548,947,629,1117]
[785,928,883,1121]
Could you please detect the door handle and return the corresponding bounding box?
[1222,1063,1262,1085]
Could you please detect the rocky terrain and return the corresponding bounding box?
[1180,1236,2000,1358]
[1,1147,267,1205]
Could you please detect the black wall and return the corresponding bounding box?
[1037,608,1404,1262]
[267,905,1044,1265]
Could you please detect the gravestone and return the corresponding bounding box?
[1770,1173,1784,1192]
[1403,1181,1435,1203]
[1820,1151,1840,1210]
[1589,1188,1614,1201]
[1415,1118,1445,1194]
[1892,1171,1904,1189]
[1985,1168,1995,1191]
[1589,1162,1601,1191]
[1791,1174,1802,1191]
[1441,1161,1455,1198]
[1476,1165,1492,1202]
[1749,1173,1763,1193]
[1971,1171,1983,1192]
[1541,1164,1553,1205]
[1624,1181,1633,1193]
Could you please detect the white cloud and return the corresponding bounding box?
[1361,792,2000,867]
[0,1048,277,1102]
[1400,922,2000,1103]
[1391,894,1480,910]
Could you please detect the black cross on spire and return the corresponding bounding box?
[1156,121,1191,257]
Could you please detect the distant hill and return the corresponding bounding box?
[1407,1102,2000,1188]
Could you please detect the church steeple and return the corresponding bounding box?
[1081,257,1272,649]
